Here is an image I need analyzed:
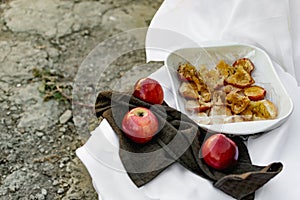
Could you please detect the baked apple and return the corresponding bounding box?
[226,92,250,114]
[243,85,266,101]
[233,58,255,74]
[177,63,198,82]
[224,65,255,88]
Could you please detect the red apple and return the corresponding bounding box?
[201,133,239,171]
[122,107,159,144]
[133,78,164,105]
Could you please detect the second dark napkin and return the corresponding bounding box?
[95,90,283,200]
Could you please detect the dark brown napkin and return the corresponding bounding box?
[95,90,283,200]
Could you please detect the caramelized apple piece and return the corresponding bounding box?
[216,60,235,78]
[177,63,211,102]
[233,58,255,74]
[223,85,242,94]
[185,100,211,113]
[226,92,250,114]
[248,100,278,120]
[199,66,224,90]
[177,63,198,82]
[243,85,266,101]
[224,65,255,88]
[191,72,211,102]
[240,106,253,121]
[179,82,199,99]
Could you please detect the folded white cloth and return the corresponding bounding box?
[76,0,300,199]
[146,0,300,84]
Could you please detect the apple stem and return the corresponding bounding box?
[137,111,144,117]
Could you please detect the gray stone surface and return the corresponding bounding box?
[59,110,72,124]
[4,0,112,38]
[0,41,50,82]
[0,0,163,199]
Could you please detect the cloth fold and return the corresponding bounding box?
[94,90,283,200]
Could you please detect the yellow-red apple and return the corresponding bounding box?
[122,107,159,144]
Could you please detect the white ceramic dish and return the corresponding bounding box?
[165,42,293,135]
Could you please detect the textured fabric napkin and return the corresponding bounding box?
[94,90,282,200]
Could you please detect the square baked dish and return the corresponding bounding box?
[165,43,293,135]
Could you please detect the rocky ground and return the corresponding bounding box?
[0,0,163,199]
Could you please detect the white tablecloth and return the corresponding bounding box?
[146,0,300,85]
[76,0,300,199]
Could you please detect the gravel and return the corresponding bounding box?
[0,0,163,199]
